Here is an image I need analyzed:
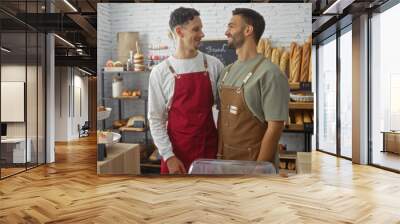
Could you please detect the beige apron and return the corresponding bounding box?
[218,57,268,161]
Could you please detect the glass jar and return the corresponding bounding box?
[112,76,123,98]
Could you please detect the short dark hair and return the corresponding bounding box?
[169,7,200,31]
[232,8,265,44]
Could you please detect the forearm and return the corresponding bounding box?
[257,121,284,162]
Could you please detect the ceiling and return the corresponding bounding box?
[0,0,393,74]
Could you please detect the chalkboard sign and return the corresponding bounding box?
[199,40,237,66]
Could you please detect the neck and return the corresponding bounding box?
[236,40,258,61]
[174,41,198,59]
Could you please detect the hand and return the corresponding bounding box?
[166,156,187,174]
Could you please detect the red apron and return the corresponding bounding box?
[161,54,218,174]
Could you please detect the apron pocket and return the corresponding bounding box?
[223,144,258,161]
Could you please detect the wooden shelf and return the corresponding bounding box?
[113,96,141,100]
[102,70,150,75]
[119,127,148,132]
[285,124,304,131]
[289,102,313,110]
[140,163,161,168]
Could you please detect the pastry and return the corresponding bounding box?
[134,64,145,71]
[106,60,114,67]
[113,61,123,67]
[121,90,131,97]
[112,119,127,129]
[134,58,144,64]
[97,106,106,112]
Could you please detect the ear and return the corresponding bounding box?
[175,26,184,38]
[245,25,254,37]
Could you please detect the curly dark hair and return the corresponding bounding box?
[232,8,265,44]
[169,7,200,31]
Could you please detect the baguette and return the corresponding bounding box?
[289,42,297,82]
[308,52,313,82]
[291,45,302,83]
[280,51,290,77]
[300,41,311,82]
[257,38,265,54]
[271,48,279,65]
[264,39,272,59]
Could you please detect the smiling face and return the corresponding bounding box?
[225,15,246,49]
[175,16,205,51]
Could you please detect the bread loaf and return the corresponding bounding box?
[257,38,265,54]
[271,48,278,65]
[280,51,290,77]
[289,42,297,82]
[291,45,302,83]
[300,41,311,82]
[303,111,312,123]
[287,162,296,170]
[294,111,303,125]
[264,39,272,59]
[308,54,313,82]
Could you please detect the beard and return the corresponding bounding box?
[227,32,245,49]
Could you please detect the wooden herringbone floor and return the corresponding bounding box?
[1,135,400,223]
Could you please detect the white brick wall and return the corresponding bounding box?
[97,3,312,145]
[98,3,311,68]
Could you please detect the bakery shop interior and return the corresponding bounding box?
[1,0,399,178]
[1,1,400,222]
[94,1,399,176]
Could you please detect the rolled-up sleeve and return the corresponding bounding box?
[261,70,290,122]
[148,67,175,161]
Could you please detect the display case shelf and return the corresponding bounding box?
[289,102,314,110]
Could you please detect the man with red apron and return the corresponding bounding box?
[148,7,224,174]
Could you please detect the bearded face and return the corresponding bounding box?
[225,15,246,49]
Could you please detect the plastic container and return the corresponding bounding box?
[188,159,277,175]
[112,76,123,98]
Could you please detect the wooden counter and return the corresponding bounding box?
[97,143,140,175]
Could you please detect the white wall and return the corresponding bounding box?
[98,3,311,66]
[54,67,89,141]
[97,3,312,148]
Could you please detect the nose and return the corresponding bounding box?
[225,29,229,37]
[200,30,205,38]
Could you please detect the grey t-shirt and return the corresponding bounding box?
[218,54,289,122]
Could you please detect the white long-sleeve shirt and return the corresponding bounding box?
[148,51,224,161]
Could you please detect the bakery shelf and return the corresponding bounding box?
[102,70,150,75]
[289,82,312,91]
[113,96,141,100]
[289,102,314,110]
[140,163,161,168]
[119,127,148,132]
[284,124,304,131]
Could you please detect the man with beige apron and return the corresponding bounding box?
[218,8,289,167]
